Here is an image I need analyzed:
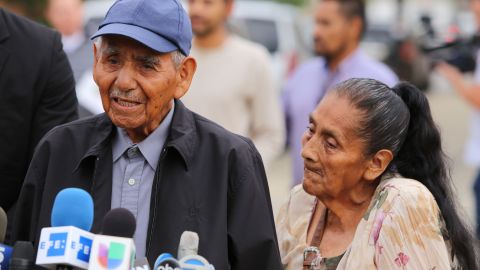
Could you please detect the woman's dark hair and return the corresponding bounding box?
[333,78,479,269]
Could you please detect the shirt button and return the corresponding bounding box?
[128,178,136,186]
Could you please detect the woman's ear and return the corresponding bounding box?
[174,56,197,99]
[363,149,394,181]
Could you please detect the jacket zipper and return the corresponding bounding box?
[146,147,167,258]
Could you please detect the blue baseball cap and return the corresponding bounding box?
[91,0,192,56]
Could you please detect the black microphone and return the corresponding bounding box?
[9,241,35,270]
[88,208,137,270]
[0,207,6,243]
[0,207,13,269]
[101,208,136,238]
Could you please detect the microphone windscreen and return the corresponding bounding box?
[51,188,94,231]
[178,231,199,259]
[101,208,136,238]
[0,207,7,243]
[10,241,34,264]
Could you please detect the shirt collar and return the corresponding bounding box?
[112,103,175,170]
[322,47,364,74]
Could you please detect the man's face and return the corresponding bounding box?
[93,35,185,142]
[313,1,358,59]
[46,0,84,36]
[188,0,232,37]
[471,0,480,28]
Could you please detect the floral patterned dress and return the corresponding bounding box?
[276,175,455,269]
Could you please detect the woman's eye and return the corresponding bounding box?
[325,138,337,149]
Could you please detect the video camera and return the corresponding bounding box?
[419,14,480,73]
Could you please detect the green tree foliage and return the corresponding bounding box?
[274,0,306,6]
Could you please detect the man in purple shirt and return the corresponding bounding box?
[283,0,398,185]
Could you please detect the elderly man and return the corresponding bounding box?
[12,0,282,268]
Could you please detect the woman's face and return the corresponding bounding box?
[301,93,373,200]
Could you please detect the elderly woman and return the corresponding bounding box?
[276,78,478,269]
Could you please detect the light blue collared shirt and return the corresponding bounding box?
[111,103,175,257]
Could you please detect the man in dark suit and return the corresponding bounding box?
[0,8,78,220]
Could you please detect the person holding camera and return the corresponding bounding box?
[437,0,480,239]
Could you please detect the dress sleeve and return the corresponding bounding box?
[374,187,452,269]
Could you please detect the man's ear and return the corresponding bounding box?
[93,43,98,67]
[225,0,234,17]
[349,16,363,41]
[174,56,197,99]
[363,149,394,182]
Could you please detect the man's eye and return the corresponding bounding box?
[107,57,119,65]
[306,124,314,135]
[142,63,155,70]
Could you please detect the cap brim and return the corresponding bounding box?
[91,23,178,54]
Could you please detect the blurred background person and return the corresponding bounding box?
[45,0,91,82]
[0,5,78,241]
[45,0,96,117]
[282,0,398,186]
[182,0,285,167]
[437,0,480,239]
[276,79,478,269]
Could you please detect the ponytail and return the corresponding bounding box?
[393,82,479,269]
[334,78,478,269]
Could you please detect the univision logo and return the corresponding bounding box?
[98,242,125,269]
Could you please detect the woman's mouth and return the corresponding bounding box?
[304,166,324,177]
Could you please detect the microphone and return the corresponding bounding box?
[153,253,181,270]
[0,207,6,243]
[9,241,34,270]
[179,255,215,270]
[88,208,136,270]
[101,208,136,238]
[36,188,95,270]
[0,207,13,270]
[177,231,199,260]
[132,257,151,270]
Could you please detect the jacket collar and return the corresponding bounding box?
[74,114,115,171]
[76,100,197,171]
[166,99,197,170]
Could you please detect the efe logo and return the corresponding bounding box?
[47,233,67,257]
[76,236,92,263]
[98,242,125,269]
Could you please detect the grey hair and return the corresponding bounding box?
[332,78,410,157]
[93,36,186,68]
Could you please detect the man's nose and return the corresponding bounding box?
[115,66,137,91]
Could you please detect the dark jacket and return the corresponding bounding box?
[0,9,78,212]
[12,100,282,269]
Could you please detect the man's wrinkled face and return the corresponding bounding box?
[93,35,183,142]
[188,0,232,37]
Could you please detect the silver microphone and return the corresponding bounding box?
[177,231,199,260]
